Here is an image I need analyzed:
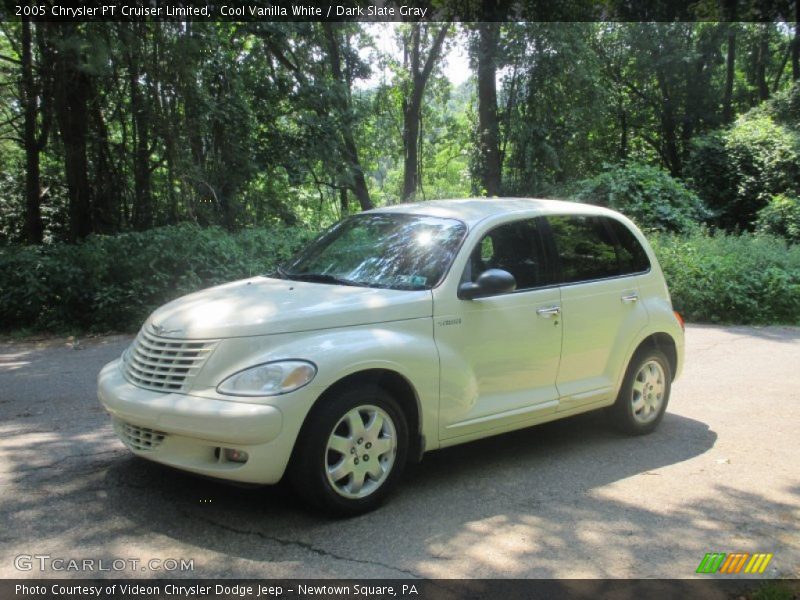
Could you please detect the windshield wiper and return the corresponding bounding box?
[282,272,362,287]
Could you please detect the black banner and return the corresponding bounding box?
[2,0,798,22]
[2,579,796,600]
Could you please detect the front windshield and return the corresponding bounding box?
[279,213,467,290]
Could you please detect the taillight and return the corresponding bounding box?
[674,311,685,331]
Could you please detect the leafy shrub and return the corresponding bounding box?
[575,163,707,233]
[686,83,800,231]
[759,80,800,125]
[3,224,798,331]
[755,193,800,244]
[651,230,800,324]
[0,224,313,333]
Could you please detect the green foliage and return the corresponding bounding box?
[0,224,312,333]
[651,230,800,325]
[502,23,615,196]
[760,80,800,123]
[687,84,800,231]
[3,23,800,329]
[755,193,800,244]
[3,224,799,332]
[575,163,707,233]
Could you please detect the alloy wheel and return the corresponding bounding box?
[324,405,397,499]
[631,359,666,424]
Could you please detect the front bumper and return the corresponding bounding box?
[98,359,307,484]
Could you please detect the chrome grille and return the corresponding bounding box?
[122,326,217,392]
[114,420,166,452]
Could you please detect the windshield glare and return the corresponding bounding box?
[282,214,467,290]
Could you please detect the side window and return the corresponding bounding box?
[548,215,620,283]
[467,218,547,291]
[605,218,651,274]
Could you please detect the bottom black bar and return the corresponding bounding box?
[2,579,798,600]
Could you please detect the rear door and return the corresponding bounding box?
[545,214,650,411]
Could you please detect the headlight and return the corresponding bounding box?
[217,360,317,397]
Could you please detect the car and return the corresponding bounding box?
[98,198,685,515]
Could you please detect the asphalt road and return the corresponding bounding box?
[1,325,798,580]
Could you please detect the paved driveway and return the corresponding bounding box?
[1,325,798,579]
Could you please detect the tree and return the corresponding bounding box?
[504,23,613,194]
[122,23,154,230]
[593,23,724,177]
[756,24,771,101]
[322,23,373,211]
[474,22,501,196]
[722,0,738,122]
[0,21,795,244]
[256,23,374,212]
[49,23,93,242]
[400,24,448,202]
[20,19,51,243]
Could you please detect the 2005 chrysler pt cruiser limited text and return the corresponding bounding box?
[99,198,685,515]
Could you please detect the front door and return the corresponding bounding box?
[435,217,564,440]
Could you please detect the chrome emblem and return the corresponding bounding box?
[150,323,183,336]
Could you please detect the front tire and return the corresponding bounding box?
[609,348,672,435]
[289,385,408,516]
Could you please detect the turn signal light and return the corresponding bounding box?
[674,311,685,331]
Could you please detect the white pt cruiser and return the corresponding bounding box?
[99,199,685,515]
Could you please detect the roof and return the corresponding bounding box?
[368,197,619,227]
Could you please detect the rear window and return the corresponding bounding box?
[547,215,650,284]
[606,218,651,275]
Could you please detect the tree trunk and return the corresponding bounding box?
[402,24,448,202]
[657,69,681,176]
[322,23,373,211]
[756,26,770,101]
[402,95,421,201]
[21,19,43,244]
[476,22,502,196]
[722,8,737,122]
[51,23,92,242]
[90,101,119,234]
[342,134,372,211]
[773,40,791,92]
[128,28,153,230]
[162,93,178,224]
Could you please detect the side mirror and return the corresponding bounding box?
[458,269,517,300]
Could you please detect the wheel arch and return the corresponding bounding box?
[630,332,678,381]
[295,368,424,464]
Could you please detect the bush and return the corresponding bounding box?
[575,163,707,233]
[3,224,798,332]
[755,193,800,244]
[651,230,800,324]
[686,83,800,231]
[0,224,313,333]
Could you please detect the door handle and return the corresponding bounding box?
[621,292,639,303]
[536,305,561,318]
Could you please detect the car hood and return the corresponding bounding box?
[145,276,433,339]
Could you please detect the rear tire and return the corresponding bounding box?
[609,348,672,435]
[289,385,408,516]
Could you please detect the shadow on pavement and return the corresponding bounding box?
[85,410,723,575]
